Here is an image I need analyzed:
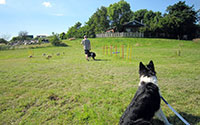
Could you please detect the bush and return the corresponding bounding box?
[0,38,8,44]
[49,34,68,46]
[50,34,62,46]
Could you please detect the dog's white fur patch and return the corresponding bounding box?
[139,75,158,86]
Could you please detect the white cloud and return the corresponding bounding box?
[52,13,64,16]
[0,0,6,5]
[42,1,52,8]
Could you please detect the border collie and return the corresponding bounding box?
[88,52,96,60]
[119,60,171,125]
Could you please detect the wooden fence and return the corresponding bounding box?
[96,32,144,38]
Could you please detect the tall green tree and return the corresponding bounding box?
[65,22,82,38]
[132,9,148,22]
[108,0,133,32]
[85,15,96,37]
[95,6,110,33]
[162,1,199,39]
[18,31,29,41]
[143,10,156,24]
[86,11,100,37]
[59,32,66,40]
[66,6,110,38]
[140,11,163,36]
[86,6,109,36]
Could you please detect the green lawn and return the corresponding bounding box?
[0,38,200,124]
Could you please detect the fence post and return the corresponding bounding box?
[126,44,129,60]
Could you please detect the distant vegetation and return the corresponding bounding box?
[49,33,68,47]
[0,32,67,51]
[1,0,199,47]
[0,38,8,44]
[64,0,200,40]
[0,38,200,124]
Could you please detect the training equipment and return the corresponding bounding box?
[103,44,133,60]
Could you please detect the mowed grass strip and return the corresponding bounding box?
[0,38,200,124]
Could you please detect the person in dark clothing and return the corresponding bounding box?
[81,35,91,61]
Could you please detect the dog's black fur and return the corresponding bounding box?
[119,61,160,125]
[88,52,96,60]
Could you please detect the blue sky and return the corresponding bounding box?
[0,0,199,39]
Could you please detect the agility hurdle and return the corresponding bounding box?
[110,45,112,56]
[121,45,124,58]
[102,44,133,60]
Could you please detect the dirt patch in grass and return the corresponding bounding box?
[48,94,59,101]
[193,38,200,43]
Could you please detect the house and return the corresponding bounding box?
[122,20,145,32]
[106,20,145,33]
[25,35,34,39]
[36,35,47,38]
[36,35,49,43]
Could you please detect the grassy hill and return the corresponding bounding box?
[0,38,200,124]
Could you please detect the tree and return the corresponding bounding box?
[108,0,133,32]
[65,22,82,38]
[18,31,28,41]
[94,6,110,33]
[10,36,21,44]
[78,25,94,38]
[143,10,156,24]
[49,34,62,46]
[132,9,148,22]
[65,6,110,38]
[140,11,163,36]
[163,1,199,39]
[85,6,110,37]
[85,13,98,37]
[59,32,66,40]
[0,38,8,44]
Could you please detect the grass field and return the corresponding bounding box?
[0,38,200,125]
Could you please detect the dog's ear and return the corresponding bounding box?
[139,62,147,75]
[147,60,155,72]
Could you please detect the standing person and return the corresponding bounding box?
[81,35,91,61]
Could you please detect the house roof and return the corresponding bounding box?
[123,20,145,27]
[106,20,145,32]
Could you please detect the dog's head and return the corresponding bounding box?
[139,60,157,86]
[90,52,96,57]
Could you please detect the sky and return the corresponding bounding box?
[0,0,199,39]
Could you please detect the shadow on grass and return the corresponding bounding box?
[54,43,68,47]
[151,119,165,125]
[167,112,200,125]
[94,59,110,61]
[151,112,200,125]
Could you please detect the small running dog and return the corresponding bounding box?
[119,60,171,125]
[88,52,96,60]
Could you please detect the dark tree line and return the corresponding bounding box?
[63,0,199,40]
